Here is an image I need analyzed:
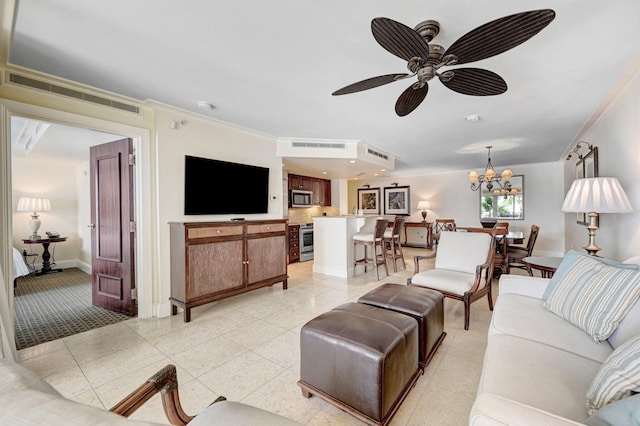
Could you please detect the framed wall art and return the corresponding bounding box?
[357,188,380,214]
[383,186,410,215]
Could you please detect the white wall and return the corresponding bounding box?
[75,161,91,269]
[11,124,124,271]
[153,107,284,315]
[11,156,80,265]
[347,161,565,256]
[563,64,640,261]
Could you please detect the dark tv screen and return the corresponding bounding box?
[184,155,269,215]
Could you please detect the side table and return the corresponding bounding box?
[403,222,433,249]
[21,237,67,276]
[522,256,563,278]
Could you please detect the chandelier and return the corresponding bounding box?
[468,146,514,192]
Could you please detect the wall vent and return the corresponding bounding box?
[8,73,141,114]
[367,147,389,160]
[291,141,346,149]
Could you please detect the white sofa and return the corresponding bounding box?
[470,254,640,425]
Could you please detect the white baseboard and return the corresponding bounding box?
[312,264,351,278]
[156,301,173,318]
[49,259,91,274]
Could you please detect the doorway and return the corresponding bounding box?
[11,118,135,346]
[1,105,153,357]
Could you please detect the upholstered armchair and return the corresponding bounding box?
[0,359,302,425]
[407,231,495,330]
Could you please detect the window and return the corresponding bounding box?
[480,175,524,220]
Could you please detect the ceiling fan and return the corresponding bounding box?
[332,9,556,116]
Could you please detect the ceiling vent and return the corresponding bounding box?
[291,141,347,149]
[366,147,389,161]
[7,72,141,115]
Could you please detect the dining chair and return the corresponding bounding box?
[407,230,495,330]
[384,216,406,272]
[495,222,509,231]
[353,218,390,280]
[431,219,456,250]
[507,225,540,274]
[493,223,509,276]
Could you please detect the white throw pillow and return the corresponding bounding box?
[586,334,640,415]
[543,255,640,342]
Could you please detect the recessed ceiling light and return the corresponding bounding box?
[374,173,379,176]
[197,101,215,110]
[380,169,386,172]
[465,114,480,122]
[349,160,356,164]
[322,171,328,174]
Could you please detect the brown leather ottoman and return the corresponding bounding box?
[298,302,420,426]
[358,283,446,369]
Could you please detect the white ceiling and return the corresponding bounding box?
[8,0,640,180]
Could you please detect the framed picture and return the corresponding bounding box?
[575,146,599,226]
[383,186,410,215]
[357,188,380,214]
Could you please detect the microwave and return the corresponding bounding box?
[290,190,313,207]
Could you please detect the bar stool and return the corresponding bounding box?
[353,218,389,280]
[384,216,406,272]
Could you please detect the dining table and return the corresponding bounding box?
[505,231,524,245]
[457,227,524,245]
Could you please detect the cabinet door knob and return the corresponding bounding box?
[216,230,221,234]
[266,226,271,230]
[88,224,95,229]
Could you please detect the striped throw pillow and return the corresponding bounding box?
[586,335,640,415]
[543,255,640,342]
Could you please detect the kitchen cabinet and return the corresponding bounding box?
[288,173,331,206]
[289,174,313,191]
[169,220,288,322]
[288,224,300,263]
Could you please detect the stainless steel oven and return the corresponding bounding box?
[299,223,314,262]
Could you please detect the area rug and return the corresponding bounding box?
[13,268,131,350]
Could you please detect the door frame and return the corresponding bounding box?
[0,100,154,359]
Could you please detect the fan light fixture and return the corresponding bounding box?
[468,146,513,192]
[561,177,632,256]
[331,9,555,116]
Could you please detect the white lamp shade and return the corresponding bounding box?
[561,177,633,213]
[417,200,431,210]
[17,197,51,213]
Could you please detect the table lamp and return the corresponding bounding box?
[561,177,632,256]
[17,197,51,239]
[417,200,431,222]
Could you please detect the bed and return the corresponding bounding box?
[13,247,30,287]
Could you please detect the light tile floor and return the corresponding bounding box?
[18,248,511,425]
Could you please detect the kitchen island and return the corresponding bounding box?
[312,215,382,278]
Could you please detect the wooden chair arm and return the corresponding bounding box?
[110,364,194,425]
[470,237,496,292]
[413,253,436,272]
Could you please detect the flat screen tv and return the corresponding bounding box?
[184,155,269,215]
